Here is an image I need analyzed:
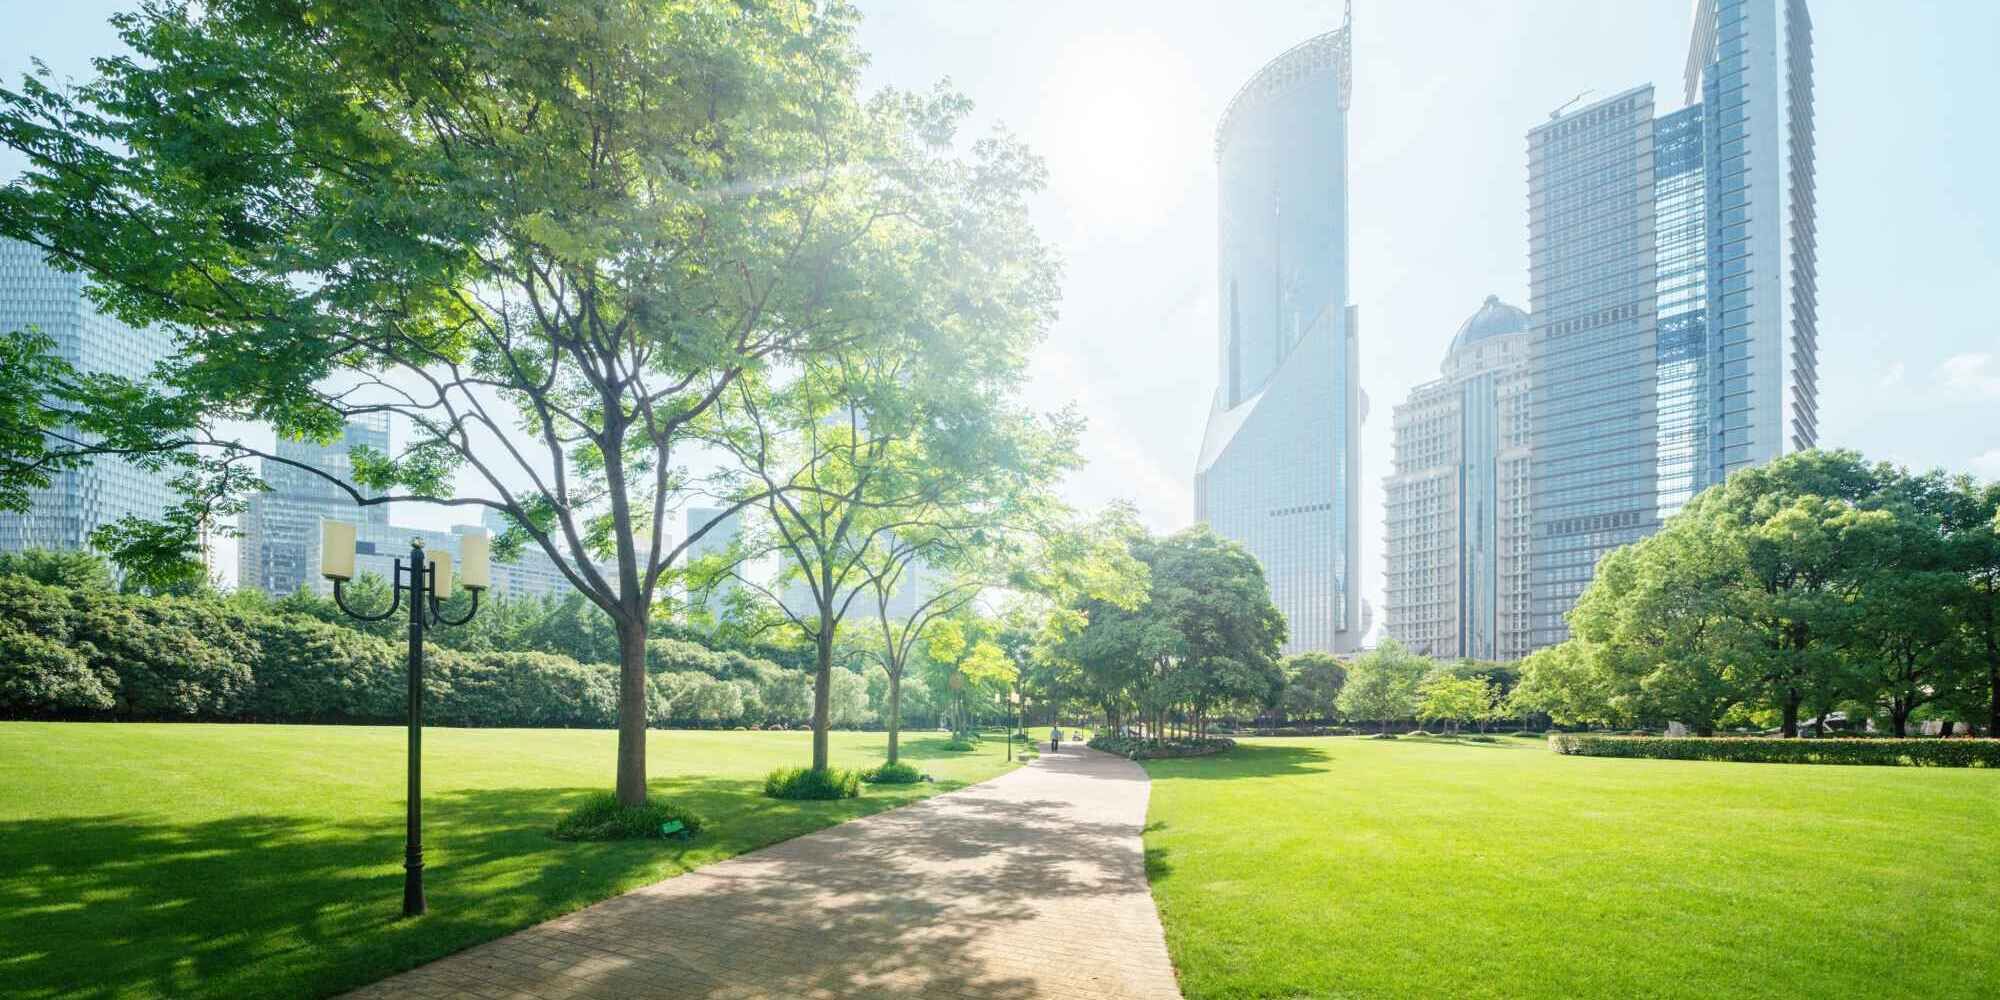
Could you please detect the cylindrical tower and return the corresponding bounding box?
[1194,15,1361,655]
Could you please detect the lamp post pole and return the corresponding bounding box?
[401,539,428,917]
[330,534,483,918]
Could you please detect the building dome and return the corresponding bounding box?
[1447,294,1530,355]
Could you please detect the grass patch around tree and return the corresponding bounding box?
[0,723,1020,1000]
[1140,736,2000,999]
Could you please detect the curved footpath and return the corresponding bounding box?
[347,746,1182,999]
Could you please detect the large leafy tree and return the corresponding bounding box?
[1279,651,1347,723]
[707,88,1071,770]
[1941,479,2000,734]
[0,0,996,805]
[1336,639,1427,734]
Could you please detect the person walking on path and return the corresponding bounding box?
[1049,724,1062,754]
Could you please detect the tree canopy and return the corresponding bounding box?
[0,0,1062,802]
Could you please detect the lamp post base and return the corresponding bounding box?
[403,858,426,917]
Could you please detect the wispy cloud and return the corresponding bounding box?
[1939,353,2000,399]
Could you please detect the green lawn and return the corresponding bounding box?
[0,723,1019,1000]
[1142,735,2000,999]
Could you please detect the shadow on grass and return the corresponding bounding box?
[0,769,1012,1000]
[1396,734,1527,751]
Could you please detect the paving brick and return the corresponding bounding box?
[344,747,1180,999]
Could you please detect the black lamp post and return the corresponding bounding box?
[321,524,488,917]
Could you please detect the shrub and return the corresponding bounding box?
[434,651,619,728]
[0,623,115,714]
[940,737,978,752]
[764,766,862,800]
[241,616,401,722]
[71,594,258,718]
[1548,734,2000,768]
[1087,735,1235,760]
[551,792,707,841]
[861,761,923,784]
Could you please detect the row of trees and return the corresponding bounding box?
[0,1,1075,804]
[1513,451,2000,737]
[1029,525,1286,739]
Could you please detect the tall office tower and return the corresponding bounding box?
[238,416,391,596]
[685,506,744,621]
[0,238,178,558]
[1384,297,1534,661]
[1193,14,1365,655]
[1526,0,1815,647]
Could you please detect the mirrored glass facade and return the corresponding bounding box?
[0,238,177,559]
[239,416,391,597]
[1527,0,1815,647]
[1195,22,1364,655]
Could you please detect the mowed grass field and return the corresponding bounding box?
[1141,735,2000,999]
[0,723,1019,1000]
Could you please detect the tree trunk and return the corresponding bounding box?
[1814,710,1829,738]
[1780,688,1801,739]
[811,622,833,772]
[886,671,903,766]
[1989,656,1999,737]
[1941,720,1956,737]
[615,615,650,806]
[1891,701,1911,738]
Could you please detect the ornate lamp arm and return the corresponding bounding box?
[333,566,405,622]
[430,587,482,628]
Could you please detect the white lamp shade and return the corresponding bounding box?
[428,549,454,597]
[458,530,491,591]
[319,520,356,581]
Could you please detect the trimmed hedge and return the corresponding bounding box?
[1549,734,2000,768]
[1088,735,1236,760]
[0,573,815,728]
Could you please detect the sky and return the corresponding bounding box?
[5,2,1999,627]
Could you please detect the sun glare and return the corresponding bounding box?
[1035,31,1208,228]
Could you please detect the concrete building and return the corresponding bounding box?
[238,416,390,597]
[1526,0,1816,646]
[1193,13,1366,655]
[1384,297,1534,661]
[0,238,177,559]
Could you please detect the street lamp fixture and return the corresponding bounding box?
[320,520,490,917]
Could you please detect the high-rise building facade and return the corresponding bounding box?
[686,506,744,622]
[238,416,391,596]
[1385,297,1534,661]
[1526,0,1815,647]
[1193,16,1365,655]
[0,238,178,557]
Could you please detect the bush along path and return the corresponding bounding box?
[346,746,1181,999]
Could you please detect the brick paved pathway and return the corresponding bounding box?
[347,746,1181,999]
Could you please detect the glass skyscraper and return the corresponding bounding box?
[1526,0,1816,647]
[238,416,391,597]
[1194,15,1365,655]
[1385,297,1534,662]
[0,238,178,557]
